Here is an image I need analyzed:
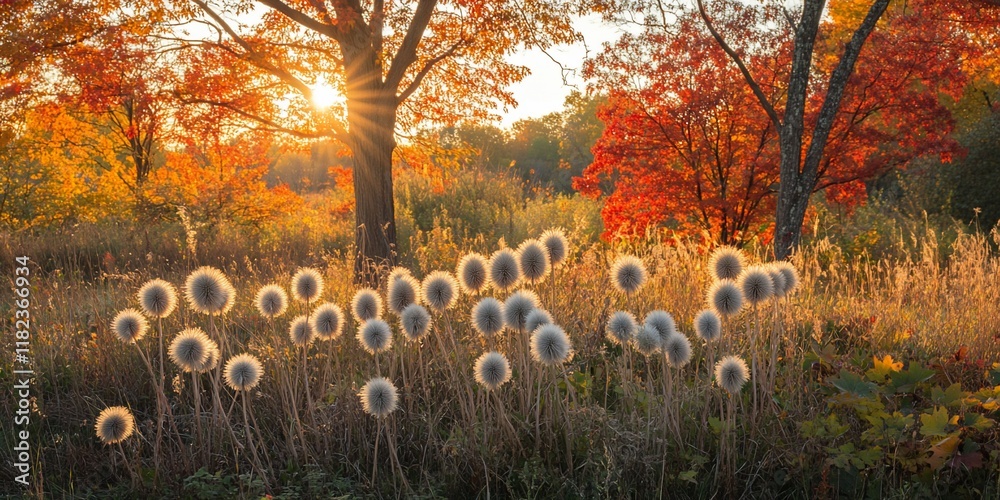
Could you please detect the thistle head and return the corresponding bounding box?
[767,264,788,299]
[517,239,550,284]
[457,253,489,294]
[472,297,505,338]
[606,311,638,345]
[113,308,148,344]
[311,303,344,341]
[352,288,383,322]
[359,377,398,418]
[489,248,521,291]
[184,266,234,315]
[738,266,774,306]
[530,323,572,366]
[644,310,676,345]
[715,355,749,394]
[694,309,722,342]
[503,289,539,333]
[709,246,745,281]
[421,271,459,312]
[169,328,212,372]
[399,304,431,341]
[540,228,569,267]
[224,353,263,391]
[291,267,324,304]
[255,284,288,319]
[289,315,316,347]
[634,325,662,356]
[664,332,692,368]
[95,406,135,444]
[474,351,512,391]
[708,280,743,317]
[387,274,419,315]
[137,279,177,318]
[775,261,799,297]
[524,308,553,335]
[357,318,393,354]
[611,255,647,296]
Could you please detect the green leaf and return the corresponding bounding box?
[920,406,952,437]
[708,417,724,435]
[830,369,877,398]
[931,383,966,408]
[888,363,936,393]
[677,470,698,483]
[963,413,995,432]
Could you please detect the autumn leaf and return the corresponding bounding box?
[866,354,903,381]
[920,406,953,438]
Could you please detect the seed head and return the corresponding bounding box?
[634,325,662,356]
[474,351,512,391]
[694,309,722,342]
[457,253,489,293]
[472,297,505,338]
[224,353,263,391]
[524,308,553,335]
[606,311,638,345]
[352,288,383,322]
[530,323,572,366]
[255,284,288,319]
[503,289,539,333]
[517,239,550,284]
[715,355,749,394]
[664,332,692,367]
[359,377,398,418]
[138,279,177,318]
[113,308,148,344]
[611,255,647,295]
[421,271,459,312]
[644,310,676,345]
[184,266,234,315]
[708,280,743,317]
[289,315,315,347]
[489,248,521,291]
[357,318,393,354]
[95,406,135,444]
[169,328,212,372]
[387,274,419,315]
[739,266,774,306]
[291,267,324,303]
[399,304,431,341]
[540,228,569,267]
[709,246,745,281]
[311,303,344,341]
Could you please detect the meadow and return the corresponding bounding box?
[2,176,999,499]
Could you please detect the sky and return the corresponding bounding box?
[498,14,623,127]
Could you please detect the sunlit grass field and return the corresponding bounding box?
[2,203,1000,498]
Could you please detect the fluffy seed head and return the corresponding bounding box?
[137,279,177,318]
[457,253,489,293]
[503,289,539,333]
[95,406,135,444]
[224,353,263,391]
[540,228,569,267]
[387,266,412,284]
[352,288,383,322]
[715,355,749,394]
[399,304,431,341]
[311,303,344,341]
[421,271,459,312]
[255,284,288,318]
[644,310,676,345]
[634,325,662,356]
[524,309,553,335]
[472,297,505,338]
[289,315,315,347]
[517,239,550,284]
[113,309,148,344]
[184,266,234,315]
[474,351,512,391]
[695,309,722,342]
[387,274,419,315]
[197,342,221,373]
[664,332,692,367]
[359,377,398,418]
[357,319,393,354]
[169,328,212,372]
[530,323,572,366]
[606,311,638,345]
[489,248,521,291]
[739,266,774,306]
[775,261,799,296]
[291,267,324,303]
[709,280,743,317]
[768,265,788,298]
[710,246,745,281]
[611,255,647,295]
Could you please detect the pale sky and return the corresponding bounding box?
[498,14,623,127]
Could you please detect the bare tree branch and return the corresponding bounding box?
[384,0,439,90]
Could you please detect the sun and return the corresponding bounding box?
[310,79,341,109]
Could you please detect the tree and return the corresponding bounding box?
[164,0,579,282]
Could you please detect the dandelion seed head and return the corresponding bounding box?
[524,308,553,335]
[291,267,324,303]
[352,288,383,322]
[634,325,662,356]
[611,255,647,295]
[540,228,569,267]
[169,328,212,372]
[472,297,505,338]
[255,284,288,318]
[530,323,572,366]
[715,355,749,394]
[739,266,774,306]
[359,377,398,418]
[709,280,743,317]
[710,246,745,281]
[311,303,344,341]
[421,271,459,312]
[644,310,676,345]
[664,332,692,367]
[503,289,539,333]
[457,253,489,293]
[184,266,233,315]
[289,315,315,347]
[474,351,511,391]
[606,311,638,345]
[113,308,148,344]
[517,239,550,284]
[387,274,419,315]
[138,279,177,318]
[694,309,722,342]
[224,353,263,391]
[357,319,393,354]
[489,248,521,291]
[95,406,135,444]
[399,304,431,341]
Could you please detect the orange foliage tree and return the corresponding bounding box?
[161,0,580,282]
